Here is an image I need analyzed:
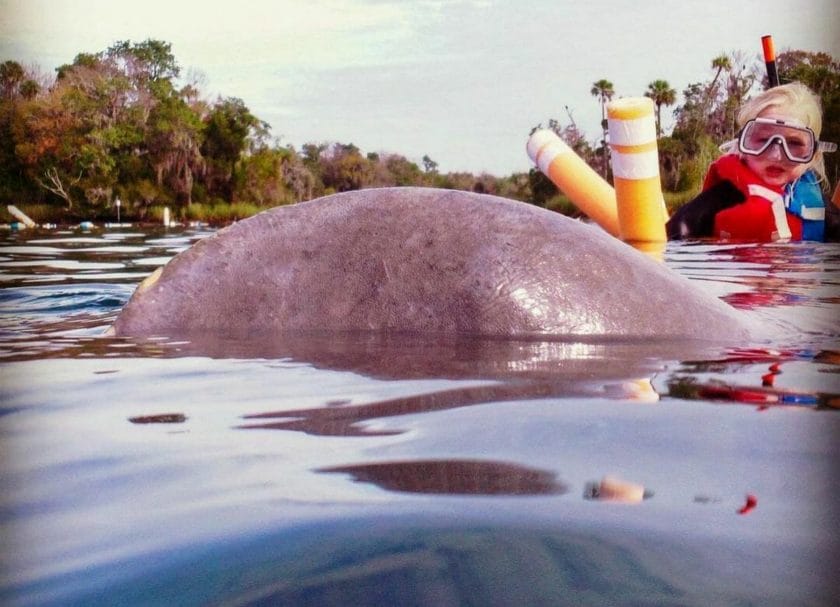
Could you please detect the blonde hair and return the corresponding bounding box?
[737,81,828,186]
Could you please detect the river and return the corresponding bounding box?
[1,223,838,606]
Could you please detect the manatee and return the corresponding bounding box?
[111,187,755,341]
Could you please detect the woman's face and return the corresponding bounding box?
[742,111,811,187]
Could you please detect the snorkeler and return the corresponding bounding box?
[667,82,838,242]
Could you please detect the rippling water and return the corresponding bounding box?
[1,224,839,606]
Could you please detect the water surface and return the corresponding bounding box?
[1,225,838,606]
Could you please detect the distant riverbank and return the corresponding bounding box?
[2,188,701,230]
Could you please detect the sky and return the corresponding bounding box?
[1,0,838,176]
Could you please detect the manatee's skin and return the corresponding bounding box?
[112,187,754,340]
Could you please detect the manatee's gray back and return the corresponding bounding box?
[112,187,752,340]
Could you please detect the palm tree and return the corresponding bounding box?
[590,79,614,179]
[645,79,677,138]
[708,54,731,95]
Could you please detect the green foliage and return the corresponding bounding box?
[233,147,298,206]
[382,154,423,186]
[0,61,25,98]
[544,193,578,216]
[1,40,837,224]
[645,79,677,138]
[177,200,262,224]
[422,154,438,174]
[656,133,719,193]
[318,143,372,192]
[147,86,204,205]
[107,39,180,82]
[0,202,62,224]
[776,51,840,184]
[673,51,757,145]
[8,40,193,215]
[527,168,556,207]
[202,97,260,200]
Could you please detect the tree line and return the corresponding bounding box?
[0,40,837,222]
[556,50,839,201]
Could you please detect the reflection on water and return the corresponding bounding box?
[667,347,840,409]
[668,241,840,336]
[319,459,567,495]
[1,227,840,605]
[583,475,651,503]
[128,413,188,424]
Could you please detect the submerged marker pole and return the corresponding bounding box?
[7,205,36,228]
[761,35,780,88]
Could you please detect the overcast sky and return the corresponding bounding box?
[1,0,837,175]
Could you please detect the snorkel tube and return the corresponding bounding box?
[761,35,780,88]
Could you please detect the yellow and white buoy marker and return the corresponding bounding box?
[607,97,667,243]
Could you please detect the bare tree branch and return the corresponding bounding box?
[36,167,81,210]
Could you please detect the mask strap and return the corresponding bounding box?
[719,139,737,153]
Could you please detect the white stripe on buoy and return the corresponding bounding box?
[610,149,661,180]
[606,116,658,147]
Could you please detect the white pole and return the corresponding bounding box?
[7,205,36,228]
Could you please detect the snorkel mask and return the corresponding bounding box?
[721,117,837,163]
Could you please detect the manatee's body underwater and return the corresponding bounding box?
[112,188,753,340]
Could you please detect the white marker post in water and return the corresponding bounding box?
[7,205,36,228]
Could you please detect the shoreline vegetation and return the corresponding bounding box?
[1,41,837,227]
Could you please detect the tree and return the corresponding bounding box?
[106,39,180,83]
[776,50,840,184]
[201,97,260,200]
[146,86,204,206]
[10,38,208,215]
[320,143,374,192]
[712,51,759,141]
[0,61,45,203]
[0,61,25,99]
[708,54,731,99]
[673,52,749,145]
[645,79,677,138]
[0,61,40,101]
[279,150,316,201]
[382,154,423,186]
[590,79,614,179]
[13,84,95,210]
[234,147,295,206]
[18,79,40,99]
